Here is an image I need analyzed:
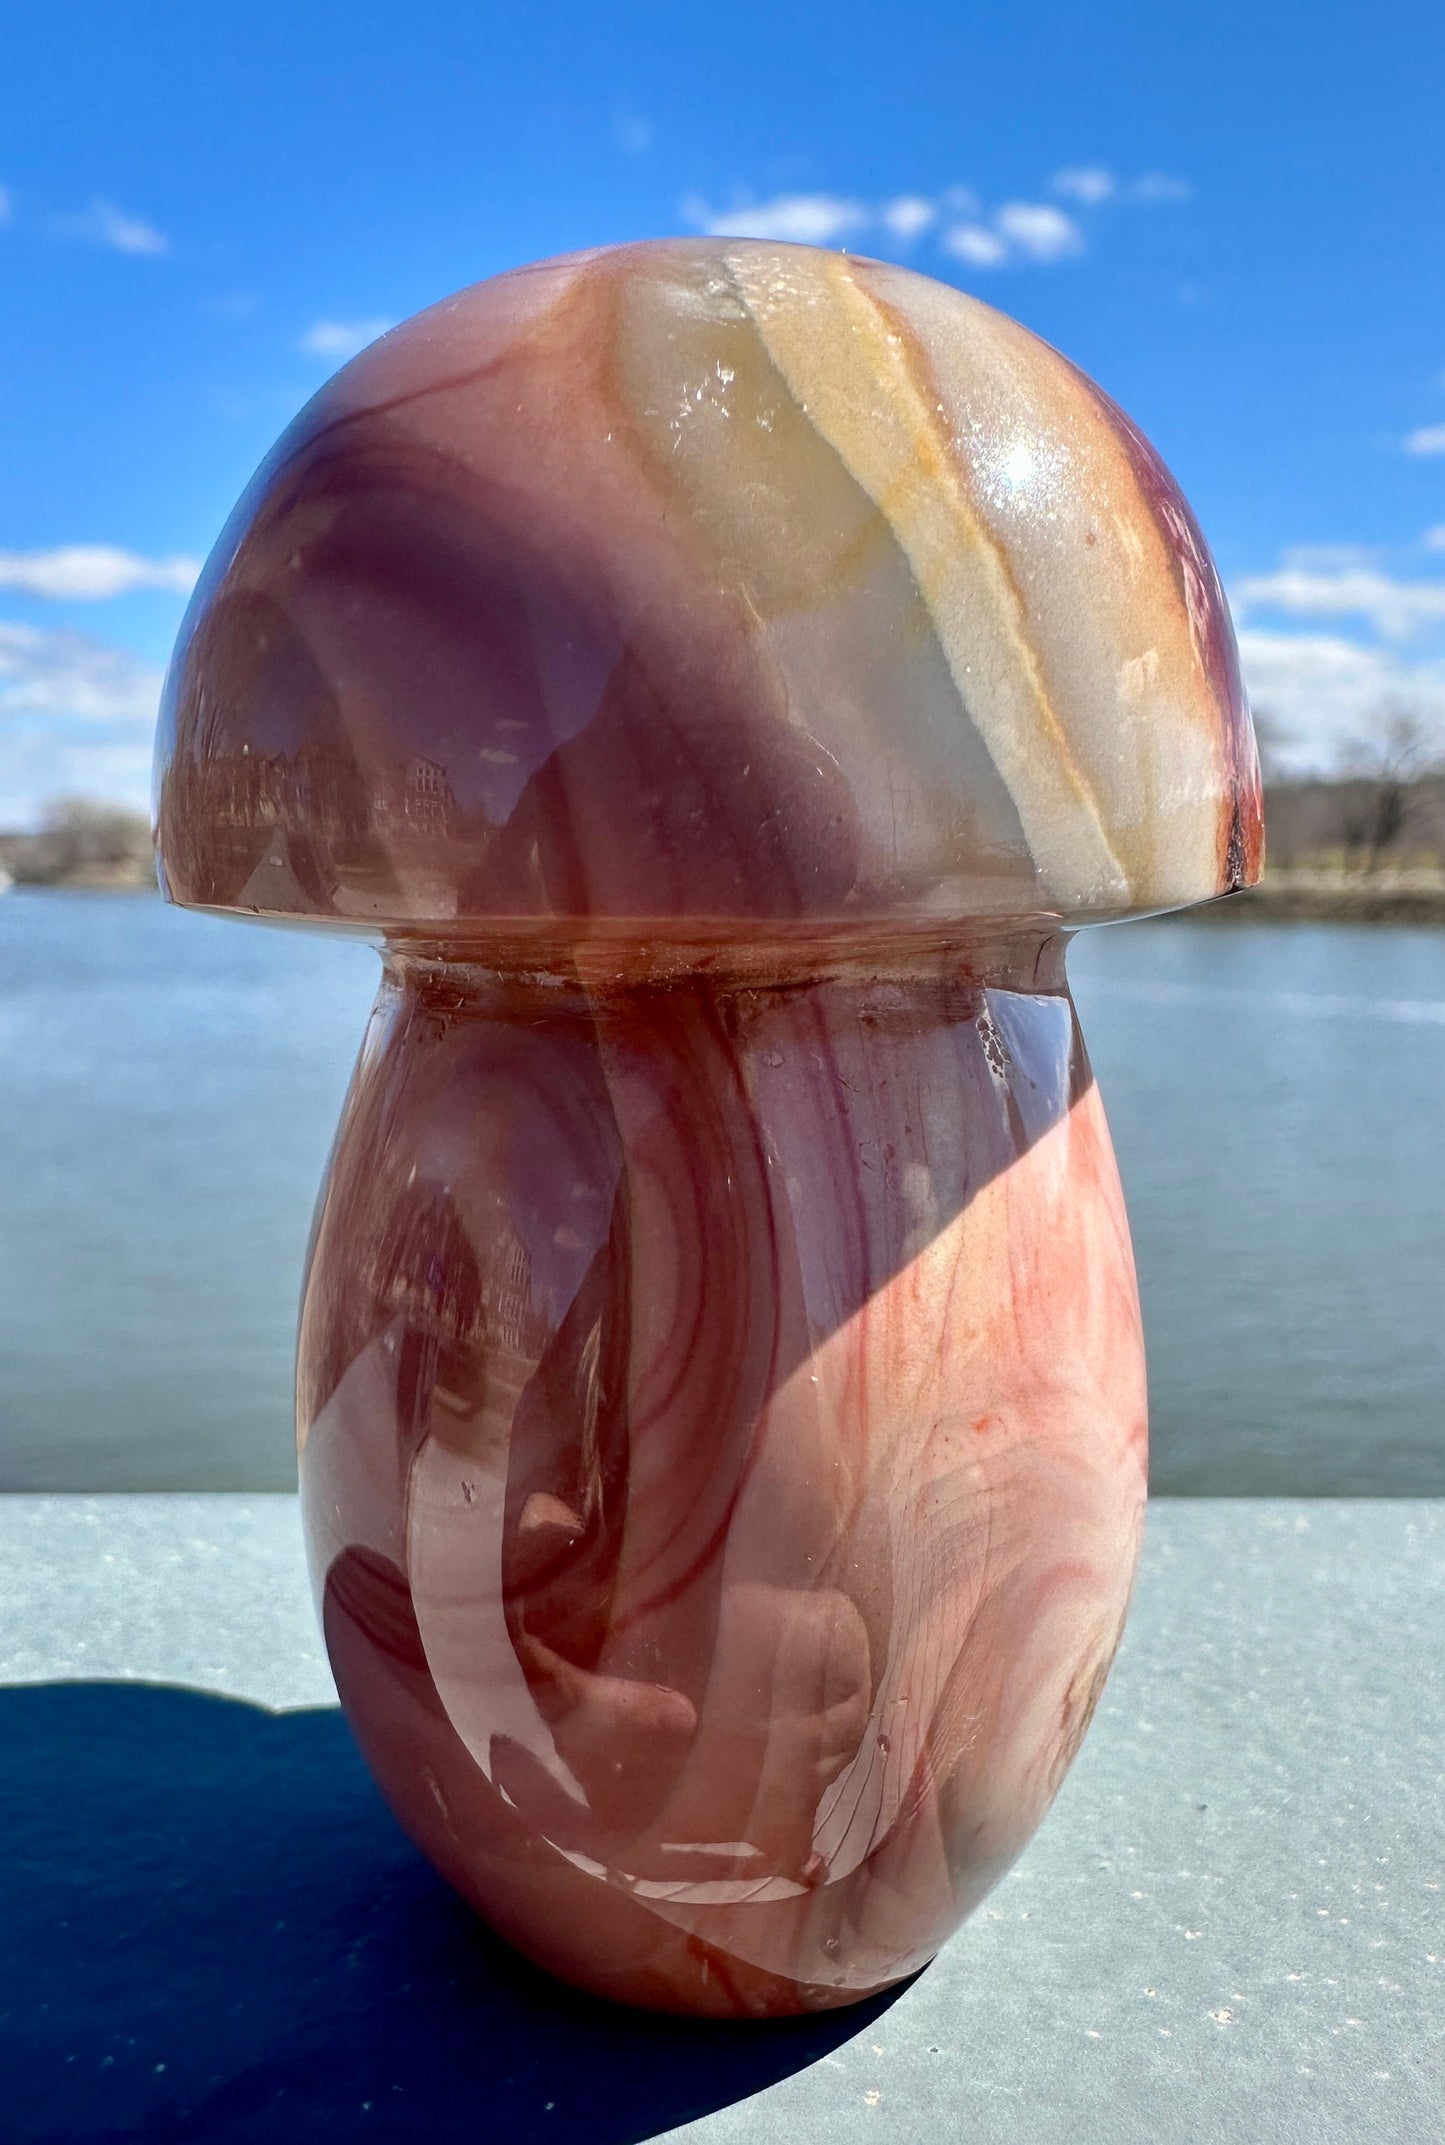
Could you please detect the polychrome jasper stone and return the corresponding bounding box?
[155,240,1262,2017]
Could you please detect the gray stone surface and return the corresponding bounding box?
[1,1495,1441,2142]
[0,1492,333,1709]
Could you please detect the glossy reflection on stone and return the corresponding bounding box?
[300,946,1145,2013]
[155,239,1260,937]
[154,238,1263,2019]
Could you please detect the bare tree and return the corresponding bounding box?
[37,797,153,877]
[1334,706,1442,874]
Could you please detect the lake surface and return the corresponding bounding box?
[1,891,1441,1493]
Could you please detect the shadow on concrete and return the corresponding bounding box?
[0,1682,907,2144]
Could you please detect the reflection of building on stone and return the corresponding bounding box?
[167,738,379,902]
[362,1182,547,1431]
[398,755,455,838]
[172,740,484,908]
[486,1229,536,1358]
[201,744,458,844]
[461,1227,545,1442]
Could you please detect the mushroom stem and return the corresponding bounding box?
[298,941,1146,2014]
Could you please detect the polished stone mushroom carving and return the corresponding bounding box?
[155,240,1262,2018]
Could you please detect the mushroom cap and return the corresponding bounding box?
[154,240,1262,946]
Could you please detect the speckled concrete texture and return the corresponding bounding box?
[0,1493,333,1708]
[1,1496,1440,2142]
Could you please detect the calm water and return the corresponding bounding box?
[1,891,1441,1493]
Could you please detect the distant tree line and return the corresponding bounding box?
[1253,706,1445,878]
[0,798,155,888]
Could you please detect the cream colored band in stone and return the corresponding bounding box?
[729,249,1131,908]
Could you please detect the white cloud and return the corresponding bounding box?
[0,621,162,825]
[0,621,163,723]
[945,202,1084,269]
[882,195,935,243]
[1052,166,1116,205]
[0,731,155,828]
[682,170,1177,269]
[299,317,394,361]
[683,193,870,245]
[52,199,169,256]
[1279,543,1379,572]
[1425,526,1445,552]
[0,546,201,601]
[1052,167,1191,206]
[994,201,1083,262]
[1405,423,1445,456]
[1237,629,1445,772]
[1233,566,1445,641]
[942,224,1008,268]
[1230,547,1445,769]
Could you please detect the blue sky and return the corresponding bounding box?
[2,0,1444,824]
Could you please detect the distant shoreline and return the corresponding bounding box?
[0,818,156,894]
[1,862,157,893]
[9,767,1445,921]
[1193,871,1445,926]
[6,866,1445,922]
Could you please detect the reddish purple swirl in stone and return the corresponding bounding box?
[298,941,1146,2015]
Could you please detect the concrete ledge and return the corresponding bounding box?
[0,1493,332,1710]
[1,1496,1441,2142]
